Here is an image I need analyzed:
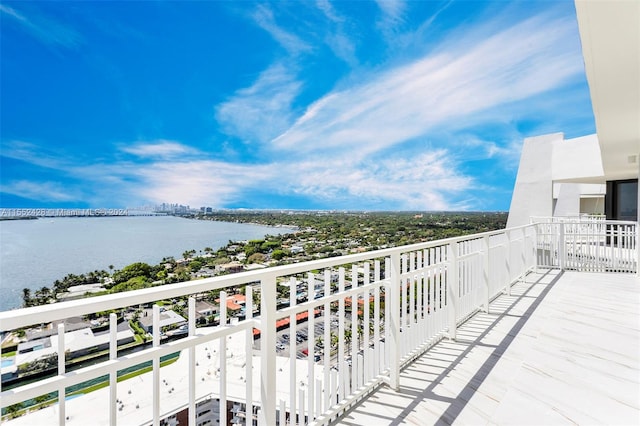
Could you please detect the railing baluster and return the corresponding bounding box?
[315,378,322,418]
[350,264,358,394]
[152,305,160,426]
[330,368,338,410]
[289,276,297,424]
[109,313,118,426]
[389,252,401,390]
[279,399,286,426]
[373,260,381,376]
[259,274,277,425]
[188,297,196,426]
[338,267,346,401]
[245,287,253,426]
[409,253,416,352]
[384,257,391,371]
[58,323,66,426]
[323,269,331,413]
[298,387,305,426]
[400,254,408,357]
[363,263,370,384]
[307,272,315,421]
[447,243,458,341]
[220,291,227,426]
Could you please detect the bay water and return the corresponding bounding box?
[0,216,295,311]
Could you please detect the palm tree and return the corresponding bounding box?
[34,287,51,305]
[22,288,32,307]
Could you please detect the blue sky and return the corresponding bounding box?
[0,0,595,211]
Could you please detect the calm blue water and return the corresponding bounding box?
[0,216,294,311]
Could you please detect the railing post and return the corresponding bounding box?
[532,224,539,273]
[109,313,118,426]
[482,235,490,314]
[558,222,566,271]
[152,304,160,426]
[447,243,458,341]
[259,274,277,425]
[188,297,196,426]
[388,252,401,391]
[505,230,512,296]
[58,323,66,426]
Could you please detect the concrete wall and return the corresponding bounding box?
[506,134,558,228]
[552,134,604,182]
[553,183,581,217]
[507,133,607,228]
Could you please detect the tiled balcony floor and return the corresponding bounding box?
[337,270,640,425]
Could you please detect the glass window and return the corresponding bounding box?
[616,180,638,221]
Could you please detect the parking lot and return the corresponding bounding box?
[254,311,354,365]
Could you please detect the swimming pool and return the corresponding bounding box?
[1,359,14,368]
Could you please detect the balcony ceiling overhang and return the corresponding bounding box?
[575,0,640,181]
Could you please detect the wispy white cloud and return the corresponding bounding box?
[120,140,199,159]
[0,180,80,202]
[0,140,73,170]
[375,0,407,37]
[273,12,582,158]
[251,4,312,55]
[215,63,302,144]
[275,150,471,210]
[0,4,83,49]
[316,0,358,66]
[1,139,273,208]
[128,160,270,207]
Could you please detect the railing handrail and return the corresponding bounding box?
[0,223,533,331]
[530,216,636,226]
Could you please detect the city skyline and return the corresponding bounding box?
[1,0,595,211]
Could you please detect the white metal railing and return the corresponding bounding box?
[534,219,637,273]
[530,214,607,223]
[0,220,631,426]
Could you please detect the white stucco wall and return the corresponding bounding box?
[553,183,581,217]
[552,134,604,182]
[506,134,558,228]
[507,133,610,228]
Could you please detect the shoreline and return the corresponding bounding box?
[0,216,298,312]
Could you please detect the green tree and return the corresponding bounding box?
[260,240,280,252]
[22,288,32,308]
[110,276,152,293]
[247,253,265,263]
[189,260,203,272]
[271,249,289,260]
[244,245,258,257]
[112,262,152,285]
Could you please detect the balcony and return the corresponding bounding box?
[1,219,638,425]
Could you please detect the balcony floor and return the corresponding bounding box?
[337,270,640,425]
